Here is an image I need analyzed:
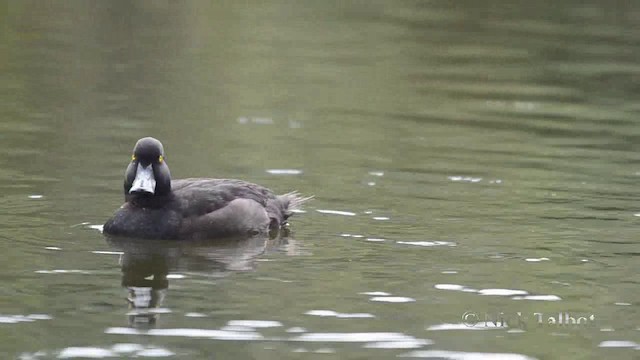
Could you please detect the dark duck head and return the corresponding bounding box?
[125,137,172,206]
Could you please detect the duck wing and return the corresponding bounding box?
[171,178,277,217]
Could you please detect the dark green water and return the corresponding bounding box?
[1,1,639,359]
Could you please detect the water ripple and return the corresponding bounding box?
[397,241,456,247]
[360,291,391,296]
[88,224,104,232]
[286,327,307,333]
[35,269,91,275]
[136,348,175,357]
[400,350,538,360]
[598,340,638,348]
[434,284,466,291]
[364,339,432,349]
[305,310,375,318]
[447,176,483,183]
[512,295,562,301]
[478,289,528,296]
[58,347,115,359]
[43,344,176,359]
[227,320,282,328]
[370,296,416,303]
[317,209,357,216]
[91,250,123,255]
[184,312,208,318]
[434,284,561,300]
[292,332,424,343]
[0,314,52,323]
[105,327,264,340]
[266,169,303,175]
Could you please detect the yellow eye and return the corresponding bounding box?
[131,154,136,161]
[158,155,164,163]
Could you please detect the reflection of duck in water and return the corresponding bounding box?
[119,243,174,328]
[104,137,311,240]
[109,235,292,328]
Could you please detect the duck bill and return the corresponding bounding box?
[130,163,156,194]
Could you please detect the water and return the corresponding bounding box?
[2,1,639,359]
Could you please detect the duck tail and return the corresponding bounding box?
[277,191,313,222]
[283,191,314,211]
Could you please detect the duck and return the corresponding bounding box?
[103,137,310,240]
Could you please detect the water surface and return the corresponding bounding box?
[2,1,639,359]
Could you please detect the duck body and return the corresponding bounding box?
[104,138,308,240]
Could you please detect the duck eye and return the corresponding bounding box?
[158,155,164,163]
[131,154,136,161]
